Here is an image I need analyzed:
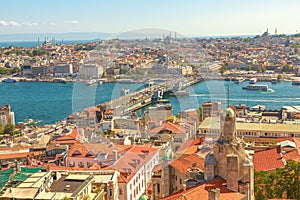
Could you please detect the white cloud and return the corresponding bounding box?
[0,20,21,27]
[22,22,39,27]
[64,20,79,24]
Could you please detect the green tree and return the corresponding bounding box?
[282,64,292,72]
[257,67,262,73]
[246,65,252,71]
[261,66,266,73]
[237,66,241,71]
[0,124,3,134]
[4,123,15,135]
[220,66,227,75]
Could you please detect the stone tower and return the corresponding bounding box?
[204,108,254,200]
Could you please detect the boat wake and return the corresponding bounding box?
[260,89,275,94]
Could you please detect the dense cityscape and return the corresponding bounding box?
[0,1,300,200]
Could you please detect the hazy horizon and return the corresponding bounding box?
[1,0,300,37]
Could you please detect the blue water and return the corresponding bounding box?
[0,40,99,48]
[0,80,299,124]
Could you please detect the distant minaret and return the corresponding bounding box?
[175,32,177,41]
[38,37,40,46]
[275,28,277,35]
[227,85,230,108]
[267,28,269,34]
[62,38,64,44]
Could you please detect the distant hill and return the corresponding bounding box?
[0,32,114,42]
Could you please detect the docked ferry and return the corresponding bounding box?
[234,77,245,84]
[2,78,17,83]
[249,78,257,84]
[242,84,268,91]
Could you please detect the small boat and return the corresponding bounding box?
[242,84,268,91]
[53,78,66,84]
[86,79,97,86]
[234,77,245,84]
[249,78,257,84]
[250,105,265,111]
[271,78,277,84]
[144,80,154,87]
[292,81,300,85]
[24,119,42,126]
[170,90,190,96]
[120,88,130,96]
[2,78,17,83]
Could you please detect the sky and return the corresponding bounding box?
[0,0,300,37]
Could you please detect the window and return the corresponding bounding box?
[109,189,113,197]
[179,178,182,184]
[78,162,84,168]
[69,161,75,167]
[157,183,160,194]
[87,162,93,168]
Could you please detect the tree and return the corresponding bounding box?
[246,65,252,71]
[220,66,227,75]
[254,160,300,199]
[282,64,292,72]
[0,124,3,134]
[261,66,267,73]
[4,123,15,135]
[237,66,241,71]
[257,67,262,73]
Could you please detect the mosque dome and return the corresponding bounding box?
[224,107,235,118]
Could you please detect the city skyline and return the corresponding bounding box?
[0,0,300,37]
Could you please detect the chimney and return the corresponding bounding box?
[208,187,220,200]
[113,150,118,161]
[182,184,186,192]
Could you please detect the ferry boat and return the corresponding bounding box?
[2,78,17,83]
[242,84,268,91]
[271,78,278,84]
[292,81,300,85]
[249,78,257,84]
[86,79,97,86]
[234,77,245,84]
[53,78,66,84]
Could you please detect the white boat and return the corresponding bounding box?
[2,78,17,83]
[249,78,257,84]
[251,105,265,111]
[234,77,245,84]
[86,79,97,86]
[120,88,130,96]
[144,80,154,87]
[242,84,268,91]
[271,78,277,84]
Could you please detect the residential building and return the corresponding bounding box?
[53,62,73,76]
[0,104,15,126]
[79,64,104,79]
[201,102,223,121]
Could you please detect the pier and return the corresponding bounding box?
[98,76,202,114]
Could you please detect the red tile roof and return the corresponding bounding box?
[161,176,245,200]
[56,129,77,141]
[0,152,41,160]
[253,147,285,171]
[148,121,187,134]
[170,154,205,176]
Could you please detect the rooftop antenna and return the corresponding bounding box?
[227,85,230,108]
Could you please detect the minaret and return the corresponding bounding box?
[38,37,40,46]
[275,28,278,35]
[227,85,230,108]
